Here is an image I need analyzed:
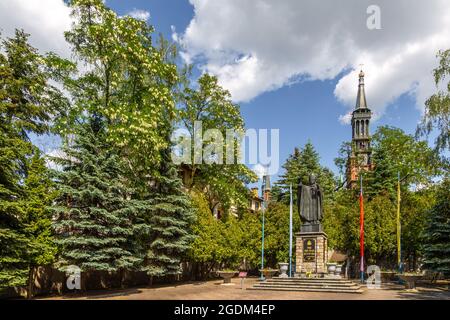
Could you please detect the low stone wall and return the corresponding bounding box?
[0,266,178,299]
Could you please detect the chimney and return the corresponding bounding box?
[262,175,271,202]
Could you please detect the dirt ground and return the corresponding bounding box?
[37,277,450,300]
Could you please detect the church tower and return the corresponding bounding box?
[262,174,271,202]
[347,70,373,188]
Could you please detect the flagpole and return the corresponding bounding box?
[260,197,265,281]
[397,172,402,273]
[289,184,293,277]
[359,174,365,283]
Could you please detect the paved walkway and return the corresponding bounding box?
[38,278,450,300]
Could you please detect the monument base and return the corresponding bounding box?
[295,231,328,276]
[300,223,323,233]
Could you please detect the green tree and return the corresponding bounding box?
[0,30,67,292]
[274,142,335,204]
[322,189,357,251]
[52,121,139,285]
[188,192,261,278]
[329,126,442,271]
[188,191,227,279]
[64,0,178,176]
[401,188,436,270]
[236,212,261,270]
[365,126,441,198]
[20,151,57,298]
[364,195,397,266]
[140,149,195,279]
[0,121,31,291]
[264,202,300,268]
[423,179,450,277]
[417,49,450,159]
[178,73,257,212]
[62,0,195,282]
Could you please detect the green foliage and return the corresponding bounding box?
[325,191,397,265]
[21,151,57,267]
[64,0,178,175]
[237,212,262,268]
[417,49,450,158]
[188,192,261,278]
[323,190,358,251]
[334,141,352,179]
[274,142,336,204]
[55,0,196,280]
[0,29,70,137]
[139,151,195,277]
[325,126,442,270]
[178,73,257,212]
[401,188,436,268]
[0,31,62,291]
[52,122,139,272]
[264,202,300,268]
[363,195,397,264]
[365,126,441,198]
[423,179,450,276]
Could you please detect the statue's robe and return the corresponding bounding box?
[298,184,323,224]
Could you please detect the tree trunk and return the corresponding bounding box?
[27,266,35,299]
[148,275,153,287]
[120,268,125,289]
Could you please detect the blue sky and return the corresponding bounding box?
[2,0,445,188]
[106,0,426,181]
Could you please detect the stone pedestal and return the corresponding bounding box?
[295,231,328,275]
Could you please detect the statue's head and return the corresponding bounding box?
[309,174,317,184]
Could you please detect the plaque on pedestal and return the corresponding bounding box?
[295,231,328,276]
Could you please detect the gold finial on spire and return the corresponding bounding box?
[359,64,365,78]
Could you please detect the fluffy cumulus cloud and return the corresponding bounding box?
[176,0,450,122]
[126,8,150,21]
[0,0,72,59]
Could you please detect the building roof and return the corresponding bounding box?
[355,70,368,110]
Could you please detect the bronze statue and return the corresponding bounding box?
[297,174,323,230]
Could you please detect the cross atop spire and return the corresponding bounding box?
[355,69,368,109]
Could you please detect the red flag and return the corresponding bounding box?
[359,176,365,275]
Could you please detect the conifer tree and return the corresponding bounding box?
[52,119,140,279]
[21,150,57,297]
[140,148,195,279]
[58,0,196,282]
[274,142,335,203]
[423,180,450,277]
[0,30,67,291]
[0,121,31,290]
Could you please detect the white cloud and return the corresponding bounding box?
[177,0,450,122]
[127,8,150,21]
[0,0,72,59]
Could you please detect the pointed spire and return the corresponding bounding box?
[262,174,271,202]
[262,174,271,191]
[355,70,368,109]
